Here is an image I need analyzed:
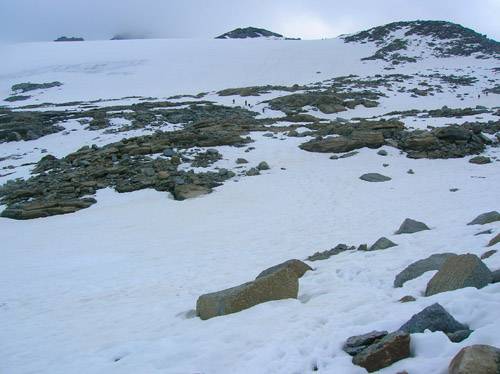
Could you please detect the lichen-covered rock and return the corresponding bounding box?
[448,345,500,374]
[352,331,411,373]
[425,254,492,296]
[196,267,298,320]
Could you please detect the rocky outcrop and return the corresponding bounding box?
[215,27,287,40]
[196,267,299,320]
[395,218,431,234]
[448,345,500,374]
[351,331,411,373]
[394,253,457,288]
[425,254,492,296]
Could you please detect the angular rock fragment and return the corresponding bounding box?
[425,254,492,296]
[467,211,500,225]
[395,218,431,234]
[368,237,397,251]
[352,331,411,373]
[399,303,468,337]
[344,330,388,356]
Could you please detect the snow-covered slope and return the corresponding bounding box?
[1,21,500,374]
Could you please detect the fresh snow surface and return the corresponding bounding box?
[1,36,500,374]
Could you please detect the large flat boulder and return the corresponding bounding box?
[449,345,500,374]
[0,198,97,220]
[196,267,298,320]
[394,253,457,288]
[352,331,411,373]
[425,254,492,296]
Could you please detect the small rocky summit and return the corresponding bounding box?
[449,345,500,374]
[396,218,431,234]
[425,254,492,296]
[216,27,288,40]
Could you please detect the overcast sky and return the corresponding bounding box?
[1,0,499,42]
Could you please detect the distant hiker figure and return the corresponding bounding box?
[478,94,481,99]
[245,100,248,106]
[232,99,235,104]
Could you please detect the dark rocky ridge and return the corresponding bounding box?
[216,27,298,40]
[343,20,500,62]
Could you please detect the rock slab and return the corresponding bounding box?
[360,173,392,182]
[425,254,492,296]
[196,267,298,320]
[394,253,457,288]
[449,344,500,374]
[352,331,411,373]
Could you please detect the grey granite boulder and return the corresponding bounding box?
[449,345,500,374]
[352,331,411,373]
[467,211,500,225]
[395,218,430,234]
[394,253,457,288]
[368,237,397,251]
[173,184,212,200]
[425,254,492,296]
[360,173,391,182]
[399,303,467,336]
[196,267,298,320]
[256,259,312,279]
